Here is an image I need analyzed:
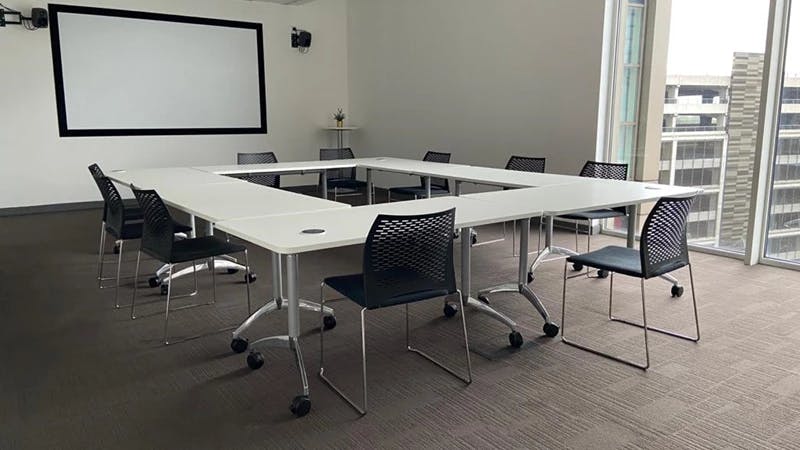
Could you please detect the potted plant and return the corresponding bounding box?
[333,108,346,128]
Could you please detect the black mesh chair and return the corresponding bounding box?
[560,161,629,278]
[92,175,193,309]
[88,163,142,285]
[236,152,280,188]
[130,188,252,345]
[318,209,472,415]
[561,196,700,370]
[387,151,452,201]
[319,147,367,201]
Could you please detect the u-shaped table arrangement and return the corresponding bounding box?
[108,157,699,416]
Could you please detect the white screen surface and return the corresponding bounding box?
[51,6,266,135]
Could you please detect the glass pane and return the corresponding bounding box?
[766,1,800,263]
[624,6,644,65]
[620,67,640,122]
[656,0,769,252]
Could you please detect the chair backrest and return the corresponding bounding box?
[505,156,546,173]
[88,163,109,220]
[418,151,451,191]
[579,161,628,180]
[236,151,280,188]
[93,176,127,235]
[363,209,457,309]
[640,196,695,279]
[320,147,356,182]
[132,188,176,262]
[88,163,104,179]
[580,161,629,214]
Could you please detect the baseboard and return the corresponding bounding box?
[0,201,103,217]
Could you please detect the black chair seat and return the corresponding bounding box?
[107,221,192,241]
[388,186,450,198]
[169,236,246,264]
[560,209,627,221]
[328,178,367,190]
[324,273,451,310]
[566,245,688,279]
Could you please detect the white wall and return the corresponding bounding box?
[0,0,349,208]
[346,0,606,188]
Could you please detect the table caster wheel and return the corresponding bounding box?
[443,303,458,318]
[113,244,120,254]
[477,295,490,305]
[245,272,257,284]
[543,323,559,337]
[597,269,609,279]
[572,263,583,272]
[230,337,248,354]
[527,272,535,284]
[160,284,169,295]
[148,276,161,288]
[471,233,478,246]
[227,268,239,275]
[247,352,264,370]
[323,315,336,330]
[671,285,684,298]
[508,331,523,348]
[290,395,311,417]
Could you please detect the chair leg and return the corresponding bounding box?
[319,285,368,415]
[114,240,124,309]
[406,291,472,384]
[96,222,106,286]
[131,250,142,319]
[210,257,216,305]
[243,249,252,315]
[609,267,700,342]
[561,261,650,370]
[164,264,174,345]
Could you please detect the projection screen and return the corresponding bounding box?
[48,4,267,137]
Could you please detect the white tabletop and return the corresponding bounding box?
[464,179,701,216]
[107,167,240,189]
[152,182,350,224]
[193,158,381,176]
[216,196,543,254]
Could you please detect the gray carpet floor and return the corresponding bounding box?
[2,206,800,449]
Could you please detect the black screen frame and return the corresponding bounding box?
[48,4,268,137]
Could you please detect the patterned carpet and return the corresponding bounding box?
[2,206,800,449]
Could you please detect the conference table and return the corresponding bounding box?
[111,157,699,417]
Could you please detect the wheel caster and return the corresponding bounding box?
[227,268,239,275]
[230,337,248,354]
[443,303,458,318]
[597,269,609,279]
[113,244,120,254]
[290,395,311,417]
[527,272,535,284]
[477,295,490,305]
[247,352,264,370]
[148,276,161,288]
[543,323,559,337]
[572,263,583,272]
[245,272,257,284]
[508,331,523,348]
[471,233,478,246]
[323,315,337,330]
[671,285,684,297]
[160,284,169,295]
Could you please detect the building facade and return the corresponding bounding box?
[659,53,800,261]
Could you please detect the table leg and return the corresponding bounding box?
[322,170,328,200]
[476,218,560,340]
[627,204,638,248]
[425,176,432,198]
[366,168,373,204]
[449,226,518,337]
